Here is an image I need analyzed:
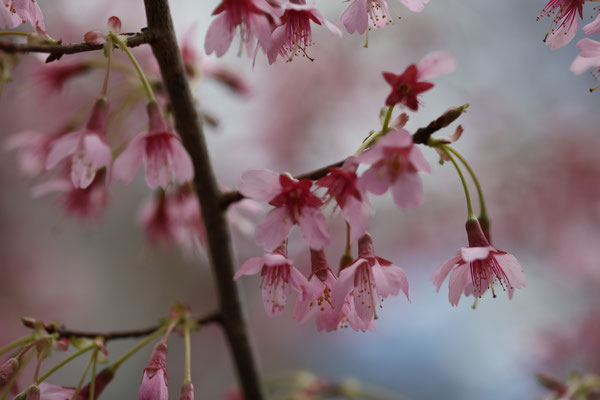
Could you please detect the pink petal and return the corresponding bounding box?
[239,169,282,202]
[359,163,391,195]
[576,38,600,58]
[234,257,265,280]
[112,134,146,185]
[494,253,527,290]
[38,382,76,400]
[45,132,80,170]
[261,270,287,316]
[139,369,168,400]
[0,5,21,28]
[408,146,431,173]
[298,207,330,250]
[255,207,293,252]
[170,139,194,185]
[418,51,456,80]
[205,14,234,57]
[378,128,413,148]
[448,263,470,306]
[570,54,600,75]
[331,260,362,312]
[397,0,429,12]
[342,196,371,242]
[583,13,600,35]
[547,18,578,50]
[371,261,410,300]
[340,0,368,34]
[431,254,461,292]
[389,172,423,208]
[460,246,492,262]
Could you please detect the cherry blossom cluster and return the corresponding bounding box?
[204,0,430,62]
[233,52,527,332]
[538,0,600,91]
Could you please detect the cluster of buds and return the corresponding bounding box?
[234,52,527,331]
[538,0,600,91]
[204,0,430,62]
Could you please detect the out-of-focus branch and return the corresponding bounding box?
[220,106,466,209]
[0,31,155,62]
[21,312,221,341]
[142,0,267,399]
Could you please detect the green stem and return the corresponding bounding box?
[109,325,166,371]
[354,106,395,155]
[36,344,95,385]
[445,145,488,218]
[70,350,95,400]
[0,31,29,37]
[439,145,475,219]
[101,37,113,98]
[183,321,192,385]
[0,335,33,357]
[89,349,99,400]
[109,33,157,103]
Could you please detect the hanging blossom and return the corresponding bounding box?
[332,234,410,331]
[431,218,527,306]
[45,98,112,189]
[267,0,342,64]
[340,0,428,35]
[139,343,169,400]
[0,0,45,30]
[5,129,59,177]
[113,102,194,190]
[316,157,373,241]
[204,0,281,57]
[383,51,456,111]
[234,241,311,316]
[537,0,595,50]
[239,169,330,252]
[357,128,430,209]
[571,38,600,85]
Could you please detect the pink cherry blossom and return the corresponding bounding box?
[357,128,430,208]
[113,102,194,190]
[382,52,455,110]
[340,0,393,35]
[431,218,527,306]
[139,343,169,400]
[0,0,44,30]
[332,234,410,329]
[234,241,311,316]
[45,98,112,189]
[584,12,600,34]
[267,0,342,64]
[571,38,600,77]
[292,249,341,331]
[539,0,584,50]
[239,169,330,251]
[5,130,58,177]
[204,0,280,57]
[397,0,429,12]
[316,158,372,241]
[32,169,109,220]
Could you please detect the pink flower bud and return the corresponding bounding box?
[139,343,168,400]
[0,358,19,390]
[84,30,105,45]
[180,382,194,400]
[107,16,121,34]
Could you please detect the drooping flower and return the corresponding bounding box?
[357,128,430,208]
[113,102,194,190]
[431,218,527,306]
[0,0,45,30]
[316,158,372,241]
[239,169,329,251]
[234,241,311,316]
[340,0,393,35]
[382,52,455,110]
[267,0,342,64]
[538,0,585,50]
[204,0,280,57]
[331,234,410,330]
[45,98,112,189]
[139,343,169,400]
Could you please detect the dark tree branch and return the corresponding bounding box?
[0,31,155,62]
[21,312,221,341]
[220,106,466,209]
[142,0,267,398]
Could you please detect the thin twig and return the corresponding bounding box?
[21,312,221,341]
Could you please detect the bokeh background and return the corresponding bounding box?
[1,0,600,398]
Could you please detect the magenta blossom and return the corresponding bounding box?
[267,0,342,64]
[357,128,430,208]
[332,234,410,330]
[139,343,169,400]
[234,241,311,316]
[45,98,112,189]
[239,169,329,251]
[539,0,585,50]
[113,102,194,190]
[0,0,44,30]
[382,52,455,110]
[431,218,527,306]
[204,0,280,57]
[316,158,373,241]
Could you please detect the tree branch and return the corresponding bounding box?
[142,0,267,398]
[21,312,221,341]
[220,106,466,209]
[0,31,155,62]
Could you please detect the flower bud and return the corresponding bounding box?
[180,382,194,400]
[139,343,168,400]
[465,218,490,248]
[25,385,40,400]
[0,358,19,390]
